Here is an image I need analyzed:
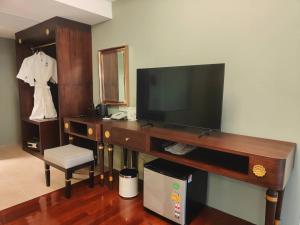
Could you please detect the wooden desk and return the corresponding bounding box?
[63,117,296,225]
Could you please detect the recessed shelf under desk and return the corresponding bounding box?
[150,137,249,175]
[69,121,88,136]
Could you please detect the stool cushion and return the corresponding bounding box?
[44,144,94,169]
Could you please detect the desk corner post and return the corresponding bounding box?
[108,144,114,189]
[98,142,105,185]
[275,189,285,225]
[265,189,278,225]
[123,148,128,168]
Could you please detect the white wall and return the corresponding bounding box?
[54,0,112,18]
[0,38,20,145]
[92,0,300,224]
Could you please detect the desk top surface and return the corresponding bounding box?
[65,117,296,160]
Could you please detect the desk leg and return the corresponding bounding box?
[123,148,128,168]
[98,142,105,186]
[131,151,138,169]
[275,190,284,225]
[265,189,278,225]
[108,144,114,189]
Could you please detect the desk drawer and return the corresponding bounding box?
[110,127,146,151]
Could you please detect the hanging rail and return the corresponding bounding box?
[30,42,56,51]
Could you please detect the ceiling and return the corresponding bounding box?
[0,0,112,39]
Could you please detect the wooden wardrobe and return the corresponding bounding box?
[15,17,93,156]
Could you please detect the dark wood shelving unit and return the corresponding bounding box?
[15,17,93,155]
[21,117,59,154]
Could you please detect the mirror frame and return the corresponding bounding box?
[98,45,129,106]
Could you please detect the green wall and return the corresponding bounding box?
[0,38,20,145]
[92,0,300,224]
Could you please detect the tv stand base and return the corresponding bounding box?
[198,128,214,138]
[141,122,154,128]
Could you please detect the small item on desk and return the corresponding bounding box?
[111,111,127,120]
[95,104,108,118]
[164,143,196,155]
[116,107,136,121]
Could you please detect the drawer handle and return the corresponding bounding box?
[64,122,69,129]
[125,137,130,142]
[88,128,93,135]
[252,164,266,177]
[104,130,110,138]
[45,28,50,36]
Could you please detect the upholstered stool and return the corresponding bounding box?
[44,144,95,198]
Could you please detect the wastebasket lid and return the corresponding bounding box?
[119,168,138,178]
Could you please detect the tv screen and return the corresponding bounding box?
[136,64,225,130]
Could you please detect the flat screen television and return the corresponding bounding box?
[136,64,225,130]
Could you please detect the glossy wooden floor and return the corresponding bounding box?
[0,173,254,225]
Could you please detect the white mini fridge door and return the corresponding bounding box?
[143,167,187,225]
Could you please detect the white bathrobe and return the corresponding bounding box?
[17,52,58,120]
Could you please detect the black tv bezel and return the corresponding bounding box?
[136,63,225,131]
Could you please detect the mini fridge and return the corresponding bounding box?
[143,159,208,225]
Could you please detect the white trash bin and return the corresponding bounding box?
[119,168,138,198]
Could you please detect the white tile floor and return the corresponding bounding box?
[0,145,91,210]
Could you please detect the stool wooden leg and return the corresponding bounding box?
[45,163,50,186]
[275,190,284,225]
[98,142,105,185]
[89,162,94,188]
[65,170,72,198]
[265,189,278,225]
[93,142,98,165]
[108,144,114,189]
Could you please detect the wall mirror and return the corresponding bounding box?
[98,45,129,106]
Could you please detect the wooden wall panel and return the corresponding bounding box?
[15,43,34,118]
[56,26,93,144]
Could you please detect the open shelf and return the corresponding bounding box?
[70,121,88,136]
[21,118,60,154]
[150,137,249,175]
[21,120,41,153]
